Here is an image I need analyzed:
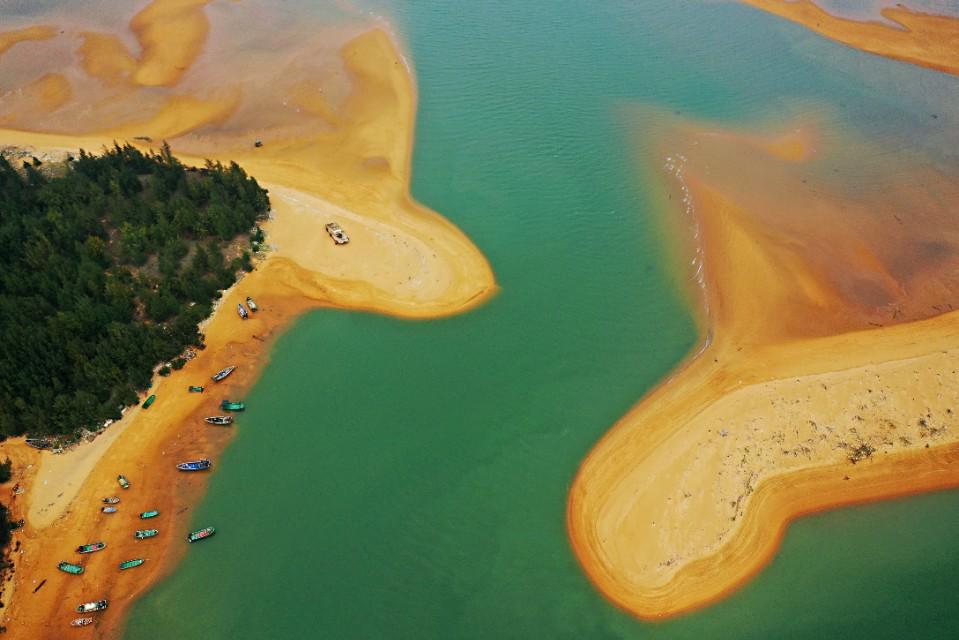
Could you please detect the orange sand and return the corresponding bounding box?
[0,24,495,638]
[742,0,959,76]
[568,116,959,619]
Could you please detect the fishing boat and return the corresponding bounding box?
[101,506,117,514]
[142,394,156,409]
[188,385,205,393]
[135,529,158,540]
[76,542,106,554]
[204,415,233,426]
[75,600,108,613]
[119,558,145,570]
[237,303,249,319]
[70,618,94,627]
[117,475,130,489]
[220,400,245,412]
[101,496,120,504]
[139,509,160,520]
[177,459,212,471]
[186,526,216,543]
[246,296,258,312]
[58,561,84,575]
[211,365,237,382]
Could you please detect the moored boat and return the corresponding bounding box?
[70,617,94,627]
[237,303,249,319]
[246,296,258,311]
[139,509,160,520]
[119,558,145,570]
[220,400,245,412]
[211,365,237,382]
[186,526,215,543]
[188,385,205,393]
[101,496,120,504]
[142,394,156,409]
[135,529,158,540]
[117,474,130,489]
[58,561,84,575]
[75,600,108,613]
[101,506,117,514]
[76,542,106,554]
[177,459,212,471]
[204,415,233,426]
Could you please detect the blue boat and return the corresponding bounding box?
[176,459,212,472]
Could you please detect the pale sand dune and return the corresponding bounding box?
[742,0,959,76]
[568,119,959,619]
[0,27,495,638]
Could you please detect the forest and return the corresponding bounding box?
[0,143,269,439]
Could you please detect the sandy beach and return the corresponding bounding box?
[0,15,495,638]
[568,117,959,619]
[741,0,959,76]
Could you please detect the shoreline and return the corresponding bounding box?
[0,26,496,639]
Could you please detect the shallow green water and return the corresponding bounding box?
[124,1,959,638]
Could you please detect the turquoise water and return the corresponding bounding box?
[124,1,959,638]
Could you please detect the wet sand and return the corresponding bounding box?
[742,1,959,76]
[568,116,959,619]
[0,22,495,639]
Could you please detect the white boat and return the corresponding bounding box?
[237,303,249,319]
[71,617,94,627]
[325,222,350,245]
[211,365,237,383]
[75,600,108,613]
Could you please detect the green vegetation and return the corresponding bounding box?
[0,143,269,438]
[0,459,10,484]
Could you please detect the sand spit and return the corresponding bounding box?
[0,25,495,639]
[741,0,959,76]
[568,117,959,619]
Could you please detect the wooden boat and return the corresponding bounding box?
[101,506,117,514]
[204,415,233,426]
[117,475,130,489]
[211,365,237,382]
[75,600,108,613]
[188,385,205,393]
[142,394,156,409]
[237,303,249,319]
[70,617,94,627]
[58,561,84,575]
[220,400,245,412]
[76,542,106,554]
[186,526,215,543]
[135,529,158,540]
[177,459,212,471]
[139,509,160,520]
[119,558,145,570]
[246,296,258,312]
[101,496,120,504]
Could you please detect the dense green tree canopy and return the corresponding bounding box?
[0,143,269,439]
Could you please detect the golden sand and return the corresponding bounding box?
[742,0,959,76]
[0,22,495,638]
[0,26,57,59]
[568,116,959,619]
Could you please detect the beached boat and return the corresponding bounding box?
[101,496,120,504]
[76,600,108,613]
[101,506,117,514]
[25,438,52,450]
[139,509,160,520]
[204,415,233,426]
[246,296,258,312]
[58,561,84,575]
[212,365,237,382]
[118,474,130,489]
[119,558,145,570]
[186,526,216,543]
[220,400,245,412]
[188,385,205,393]
[142,394,156,409]
[177,459,212,471]
[135,529,158,540]
[237,303,249,319]
[76,542,106,554]
[70,617,93,627]
[325,221,350,245]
